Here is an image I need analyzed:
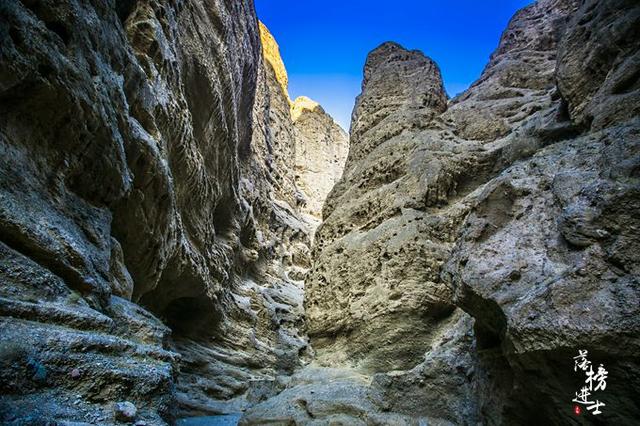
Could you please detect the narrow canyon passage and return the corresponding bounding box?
[0,0,639,425]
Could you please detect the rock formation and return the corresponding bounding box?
[300,0,640,424]
[1,0,639,424]
[306,40,457,372]
[0,1,344,423]
[292,96,349,230]
[258,23,349,232]
[171,18,311,418]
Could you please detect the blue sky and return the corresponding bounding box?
[255,0,533,131]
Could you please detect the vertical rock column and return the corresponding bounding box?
[305,42,458,372]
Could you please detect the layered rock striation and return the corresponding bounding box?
[1,0,639,424]
[303,0,640,424]
[292,96,348,229]
[0,1,345,423]
[257,24,349,232]
[306,41,458,372]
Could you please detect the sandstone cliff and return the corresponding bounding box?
[1,0,639,424]
[306,41,456,372]
[257,24,349,232]
[292,96,349,230]
[299,0,640,424]
[0,1,344,423]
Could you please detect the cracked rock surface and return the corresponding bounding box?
[301,0,640,424]
[0,1,344,423]
[1,0,639,424]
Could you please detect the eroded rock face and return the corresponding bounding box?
[0,1,344,423]
[255,24,349,234]
[444,0,579,142]
[556,0,640,130]
[1,0,638,423]
[172,20,314,417]
[258,20,289,103]
[304,0,640,424]
[241,311,478,426]
[306,42,458,373]
[444,1,640,423]
[292,96,349,229]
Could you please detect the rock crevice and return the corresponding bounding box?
[0,1,347,422]
[299,0,640,424]
[1,0,639,424]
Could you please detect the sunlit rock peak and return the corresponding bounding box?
[259,20,289,100]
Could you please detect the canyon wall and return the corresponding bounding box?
[0,1,345,423]
[1,0,638,424]
[292,96,349,230]
[299,0,640,424]
[259,22,349,232]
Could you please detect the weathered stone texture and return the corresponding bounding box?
[305,42,459,372]
[292,96,348,227]
[304,0,640,423]
[0,1,344,423]
[1,0,639,424]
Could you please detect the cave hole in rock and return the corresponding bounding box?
[115,0,138,24]
[468,295,508,351]
[556,98,571,122]
[44,20,70,45]
[213,200,235,237]
[474,322,503,351]
[162,296,222,338]
[8,26,23,47]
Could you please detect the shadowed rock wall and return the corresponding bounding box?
[1,0,638,424]
[0,1,345,423]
